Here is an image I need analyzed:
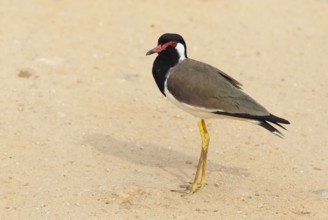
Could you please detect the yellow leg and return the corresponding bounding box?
[199,119,209,189]
[174,119,210,195]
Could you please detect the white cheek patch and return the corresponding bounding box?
[176,43,186,62]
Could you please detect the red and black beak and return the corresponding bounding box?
[146,44,163,56]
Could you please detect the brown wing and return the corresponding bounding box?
[167,59,270,116]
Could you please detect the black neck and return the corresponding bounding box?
[152,48,180,96]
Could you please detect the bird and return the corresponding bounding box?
[146,33,290,195]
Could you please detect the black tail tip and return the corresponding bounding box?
[259,121,286,138]
[269,114,290,125]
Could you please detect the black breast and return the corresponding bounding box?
[152,48,180,96]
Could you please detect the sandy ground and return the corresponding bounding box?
[1,0,328,219]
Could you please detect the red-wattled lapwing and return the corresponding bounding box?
[146,33,290,195]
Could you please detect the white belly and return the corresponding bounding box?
[164,86,225,119]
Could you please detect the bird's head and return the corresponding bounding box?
[146,33,188,62]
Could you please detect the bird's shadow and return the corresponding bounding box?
[83,134,248,181]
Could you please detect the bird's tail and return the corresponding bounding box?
[257,114,290,138]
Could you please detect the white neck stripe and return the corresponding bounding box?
[176,42,186,62]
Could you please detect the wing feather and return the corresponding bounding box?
[167,59,269,116]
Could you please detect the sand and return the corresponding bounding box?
[1,0,328,219]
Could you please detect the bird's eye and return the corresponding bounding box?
[171,41,177,47]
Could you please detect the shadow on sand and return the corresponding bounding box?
[83,133,248,179]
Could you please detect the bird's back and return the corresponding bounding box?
[167,58,270,117]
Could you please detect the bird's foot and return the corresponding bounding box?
[171,181,207,196]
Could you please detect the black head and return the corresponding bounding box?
[146,33,188,59]
[146,34,188,96]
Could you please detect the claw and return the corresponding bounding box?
[171,184,200,196]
